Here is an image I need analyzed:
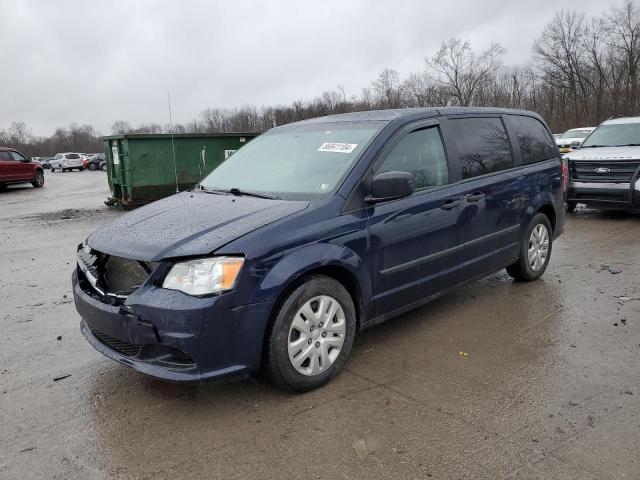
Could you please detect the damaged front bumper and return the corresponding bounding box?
[73,269,271,383]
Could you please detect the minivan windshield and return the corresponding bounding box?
[559,128,592,139]
[200,121,384,199]
[581,122,640,148]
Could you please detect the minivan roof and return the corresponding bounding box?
[283,107,544,127]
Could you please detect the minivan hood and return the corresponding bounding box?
[565,146,640,160]
[87,192,309,261]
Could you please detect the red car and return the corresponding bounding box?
[0,146,45,189]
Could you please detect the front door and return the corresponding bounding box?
[367,124,464,316]
[10,150,34,181]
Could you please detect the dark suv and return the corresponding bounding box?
[73,107,566,391]
[0,147,45,189]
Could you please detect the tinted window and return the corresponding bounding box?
[375,127,449,190]
[0,151,14,161]
[66,153,80,159]
[450,117,513,179]
[509,116,557,164]
[11,151,27,161]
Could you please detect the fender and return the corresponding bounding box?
[253,242,372,324]
[523,189,558,231]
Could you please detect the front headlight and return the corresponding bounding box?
[162,257,244,296]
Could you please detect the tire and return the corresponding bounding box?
[566,201,577,213]
[101,163,107,171]
[88,163,96,171]
[506,213,553,282]
[265,275,357,392]
[0,183,6,191]
[31,170,44,188]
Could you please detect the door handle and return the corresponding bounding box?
[441,199,461,210]
[467,192,485,202]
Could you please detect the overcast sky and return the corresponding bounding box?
[2,0,610,136]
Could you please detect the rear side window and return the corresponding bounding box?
[449,117,513,179]
[0,151,13,161]
[375,126,449,190]
[509,116,556,164]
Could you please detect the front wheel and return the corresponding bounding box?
[265,276,356,392]
[88,163,96,171]
[31,170,44,188]
[506,213,553,282]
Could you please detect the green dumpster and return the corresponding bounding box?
[101,133,257,208]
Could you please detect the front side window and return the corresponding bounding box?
[375,126,449,190]
[201,121,385,198]
[509,116,557,164]
[449,117,513,179]
[581,122,640,148]
[11,151,26,161]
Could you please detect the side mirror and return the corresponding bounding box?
[570,140,581,149]
[366,171,415,203]
[22,157,32,163]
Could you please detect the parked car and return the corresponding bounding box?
[0,146,45,189]
[85,153,106,171]
[73,107,566,391]
[565,116,640,213]
[39,157,55,169]
[50,153,84,172]
[556,127,595,153]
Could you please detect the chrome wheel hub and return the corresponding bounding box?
[528,224,549,272]
[287,295,346,376]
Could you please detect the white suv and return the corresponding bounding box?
[50,153,85,172]
[565,117,640,213]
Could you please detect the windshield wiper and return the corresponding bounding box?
[613,143,640,147]
[228,187,279,199]
[196,185,279,199]
[193,184,226,195]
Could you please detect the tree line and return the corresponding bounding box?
[4,0,640,157]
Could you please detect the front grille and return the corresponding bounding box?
[77,247,158,301]
[90,327,140,357]
[103,257,157,296]
[569,159,640,182]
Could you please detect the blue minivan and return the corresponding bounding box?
[73,107,566,391]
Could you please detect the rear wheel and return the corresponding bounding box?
[566,201,577,213]
[88,163,96,171]
[101,163,107,171]
[265,276,356,392]
[506,213,553,282]
[31,170,44,188]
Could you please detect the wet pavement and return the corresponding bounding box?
[0,171,638,479]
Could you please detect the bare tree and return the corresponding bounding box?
[428,37,505,106]
[371,68,403,108]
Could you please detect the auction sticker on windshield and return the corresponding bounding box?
[318,142,358,153]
